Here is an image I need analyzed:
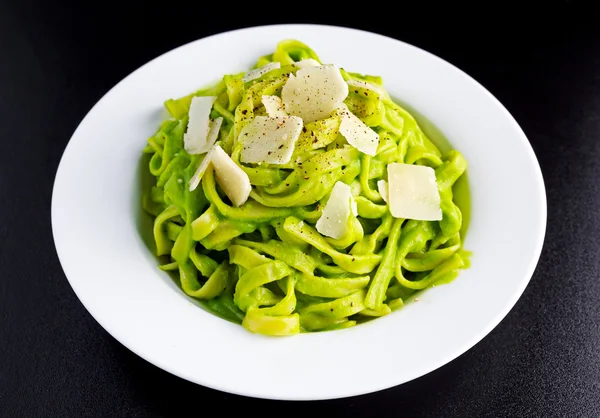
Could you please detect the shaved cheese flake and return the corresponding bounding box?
[188,117,225,190]
[316,181,356,239]
[188,147,216,192]
[240,116,303,165]
[211,145,251,207]
[347,79,386,97]
[377,179,389,203]
[184,96,217,154]
[294,58,321,68]
[388,163,442,221]
[337,104,379,156]
[281,65,348,123]
[205,117,223,149]
[261,95,287,118]
[242,62,281,83]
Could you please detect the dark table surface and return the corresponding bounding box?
[2,2,600,417]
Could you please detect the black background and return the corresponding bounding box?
[2,1,600,417]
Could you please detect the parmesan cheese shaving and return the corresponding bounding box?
[239,116,303,165]
[347,79,386,97]
[337,104,379,156]
[294,58,321,68]
[316,181,356,239]
[205,117,223,149]
[387,163,442,221]
[377,179,389,203]
[188,147,216,192]
[242,62,281,83]
[281,65,348,123]
[183,96,217,155]
[211,145,251,207]
[261,95,287,118]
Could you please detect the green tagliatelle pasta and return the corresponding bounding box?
[141,39,470,336]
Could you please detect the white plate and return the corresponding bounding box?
[51,24,546,400]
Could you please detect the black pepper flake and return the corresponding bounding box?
[354,90,358,94]
[313,138,318,144]
[278,144,284,149]
[286,183,290,186]
[352,258,355,262]
[302,127,307,133]
[330,308,334,312]
[304,177,309,180]
[268,151,272,155]
[350,302,354,307]
[242,109,247,115]
[364,92,368,96]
